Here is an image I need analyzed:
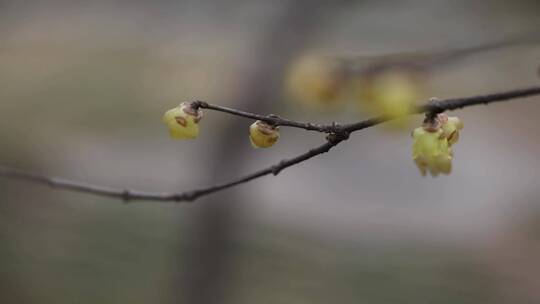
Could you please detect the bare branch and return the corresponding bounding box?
[342,86,540,133]
[194,101,338,133]
[1,85,540,203]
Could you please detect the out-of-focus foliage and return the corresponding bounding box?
[357,69,424,118]
[285,56,425,130]
[285,55,349,110]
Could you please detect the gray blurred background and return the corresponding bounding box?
[1,0,540,303]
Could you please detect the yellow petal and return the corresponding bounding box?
[167,119,199,139]
[447,117,463,130]
[414,157,428,177]
[435,154,452,175]
[162,107,183,124]
[441,116,463,146]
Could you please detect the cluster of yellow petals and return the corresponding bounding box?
[412,113,463,176]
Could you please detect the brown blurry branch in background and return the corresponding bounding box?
[1,85,540,203]
[347,31,540,75]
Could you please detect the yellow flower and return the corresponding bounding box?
[249,121,280,148]
[412,127,453,176]
[411,113,463,176]
[162,102,203,139]
[285,55,348,109]
[358,69,423,128]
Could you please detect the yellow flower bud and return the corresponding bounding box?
[162,102,203,139]
[249,121,280,148]
[285,55,348,109]
[412,127,453,176]
[439,114,463,146]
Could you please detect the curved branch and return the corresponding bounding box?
[0,140,341,203]
[1,85,540,203]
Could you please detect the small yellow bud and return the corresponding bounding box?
[249,121,280,148]
[285,55,348,109]
[162,102,203,139]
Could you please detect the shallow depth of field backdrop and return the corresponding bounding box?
[1,1,540,303]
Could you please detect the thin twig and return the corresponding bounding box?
[1,85,540,203]
[194,101,338,133]
[342,86,540,132]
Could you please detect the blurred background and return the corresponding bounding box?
[1,0,540,303]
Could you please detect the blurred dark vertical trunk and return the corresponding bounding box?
[172,1,354,303]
